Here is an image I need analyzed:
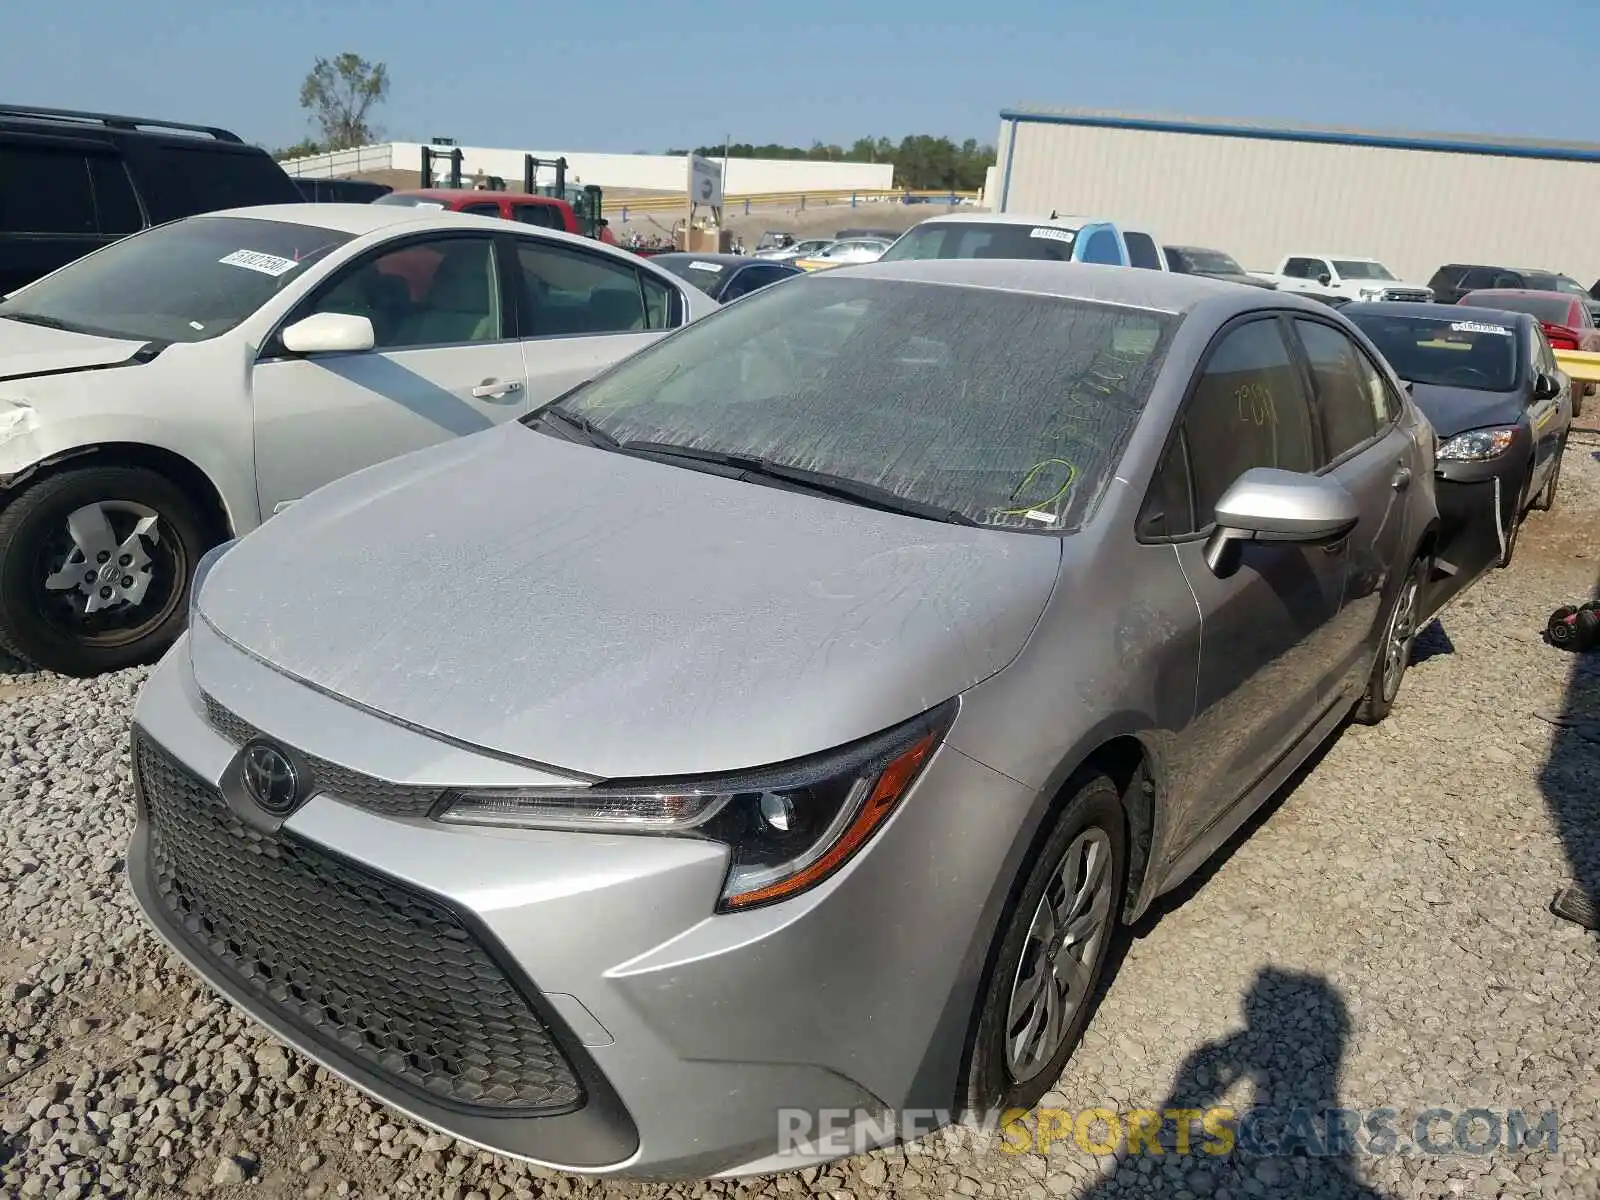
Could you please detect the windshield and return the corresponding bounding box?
[1461,291,1575,325]
[879,222,1077,263]
[1178,248,1244,275]
[655,257,728,296]
[0,216,352,344]
[1333,260,1396,281]
[1347,312,1518,392]
[1552,275,1590,296]
[537,275,1178,531]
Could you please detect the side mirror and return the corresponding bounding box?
[1203,468,1360,577]
[1316,273,1333,287]
[280,312,376,355]
[1534,372,1561,401]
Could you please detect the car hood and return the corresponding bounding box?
[0,317,152,382]
[1406,382,1523,438]
[197,424,1062,779]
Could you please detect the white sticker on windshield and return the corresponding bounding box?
[218,249,299,277]
[1029,227,1075,243]
[689,260,724,272]
[1450,321,1511,336]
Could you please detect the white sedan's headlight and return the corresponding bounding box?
[188,540,236,622]
[1437,427,1516,461]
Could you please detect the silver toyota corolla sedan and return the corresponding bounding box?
[128,260,1441,1179]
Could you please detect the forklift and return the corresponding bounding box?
[419,147,609,241]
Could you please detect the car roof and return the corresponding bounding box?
[653,253,774,268]
[909,211,1104,230]
[389,188,562,204]
[838,258,1328,315]
[1460,288,1578,304]
[202,203,513,236]
[1342,300,1535,326]
[1167,244,1231,255]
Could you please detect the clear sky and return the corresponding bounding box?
[1,0,1582,153]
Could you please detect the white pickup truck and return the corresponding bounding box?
[1250,254,1434,305]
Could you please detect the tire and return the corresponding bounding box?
[1353,553,1428,725]
[1532,440,1564,513]
[0,466,211,676]
[962,772,1128,1116]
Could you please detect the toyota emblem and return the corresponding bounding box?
[240,741,301,815]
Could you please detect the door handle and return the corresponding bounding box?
[471,379,523,399]
[1391,465,1412,491]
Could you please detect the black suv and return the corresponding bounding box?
[1429,262,1600,319]
[0,105,302,295]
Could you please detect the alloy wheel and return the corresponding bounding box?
[1004,827,1114,1084]
[1381,572,1420,704]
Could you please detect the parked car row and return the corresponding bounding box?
[1,112,1587,1181]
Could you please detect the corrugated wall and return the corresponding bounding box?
[993,118,1600,287]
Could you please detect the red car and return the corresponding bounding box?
[1459,288,1599,415]
[373,188,618,244]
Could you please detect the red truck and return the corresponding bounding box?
[373,188,618,244]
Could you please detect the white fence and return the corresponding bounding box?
[277,142,895,195]
[279,145,395,178]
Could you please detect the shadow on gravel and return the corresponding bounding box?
[1410,618,1454,665]
[1074,968,1391,1199]
[1536,574,1600,932]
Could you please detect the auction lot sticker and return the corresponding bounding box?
[1449,321,1511,336]
[219,250,300,277]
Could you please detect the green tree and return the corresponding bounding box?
[298,53,390,151]
[271,137,324,162]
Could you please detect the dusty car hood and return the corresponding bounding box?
[0,318,152,383]
[1406,382,1523,439]
[197,423,1061,778]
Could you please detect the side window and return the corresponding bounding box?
[1124,232,1162,270]
[512,203,564,230]
[516,240,677,336]
[459,202,501,218]
[87,155,143,235]
[1458,267,1496,290]
[1184,319,1316,524]
[1294,319,1382,461]
[1492,272,1522,289]
[1139,437,1196,539]
[1308,258,1332,281]
[1079,228,1122,265]
[310,236,502,350]
[0,144,95,234]
[1535,327,1558,377]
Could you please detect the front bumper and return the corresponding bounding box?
[126,625,1037,1178]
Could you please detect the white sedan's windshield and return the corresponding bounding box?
[0,216,352,344]
[548,276,1178,531]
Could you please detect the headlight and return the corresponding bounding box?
[1436,428,1517,461]
[437,698,958,912]
[1359,287,1385,300]
[188,539,236,622]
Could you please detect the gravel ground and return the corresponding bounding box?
[3,437,1598,1200]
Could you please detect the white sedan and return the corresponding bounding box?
[0,204,718,675]
[792,238,895,272]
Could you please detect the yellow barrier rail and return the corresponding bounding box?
[1555,349,1600,384]
[612,187,981,216]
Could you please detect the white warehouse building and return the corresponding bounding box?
[992,106,1600,288]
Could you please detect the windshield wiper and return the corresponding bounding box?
[620,440,978,525]
[533,401,617,449]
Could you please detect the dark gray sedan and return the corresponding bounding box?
[649,252,802,303]
[1345,301,1571,606]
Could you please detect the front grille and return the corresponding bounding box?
[202,693,441,819]
[137,733,584,1113]
[1382,288,1431,302]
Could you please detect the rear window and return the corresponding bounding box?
[1346,312,1519,392]
[131,145,301,219]
[1460,292,1575,326]
[653,257,728,296]
[878,221,1077,263]
[0,143,96,235]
